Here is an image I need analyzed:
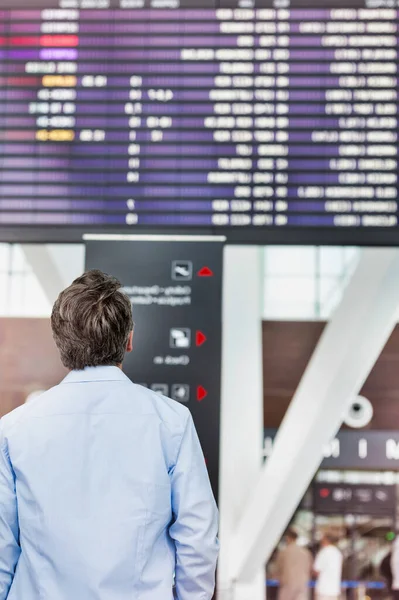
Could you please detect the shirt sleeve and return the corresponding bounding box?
[169,413,219,600]
[314,550,324,574]
[0,422,20,599]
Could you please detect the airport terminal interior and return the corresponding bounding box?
[1,0,399,598]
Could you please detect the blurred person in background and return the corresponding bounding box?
[0,270,219,600]
[390,536,399,600]
[275,528,313,600]
[314,534,343,600]
[380,546,393,598]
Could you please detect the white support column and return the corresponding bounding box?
[22,244,85,305]
[218,246,265,600]
[231,248,399,583]
[233,571,265,600]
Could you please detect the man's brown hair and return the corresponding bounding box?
[51,270,133,370]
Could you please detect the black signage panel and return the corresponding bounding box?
[313,483,397,517]
[265,429,399,471]
[86,237,224,499]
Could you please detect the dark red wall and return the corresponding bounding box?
[0,318,67,417]
[263,321,399,430]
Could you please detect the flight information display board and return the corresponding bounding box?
[0,0,398,243]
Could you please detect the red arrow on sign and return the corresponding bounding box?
[198,266,214,277]
[196,331,207,347]
[197,386,208,402]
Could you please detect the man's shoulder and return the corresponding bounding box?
[332,546,343,561]
[1,386,59,433]
[322,545,342,561]
[132,383,190,430]
[287,544,311,560]
[100,380,192,440]
[299,546,313,563]
[1,404,27,433]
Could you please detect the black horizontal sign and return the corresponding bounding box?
[313,483,397,516]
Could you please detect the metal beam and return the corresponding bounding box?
[231,248,399,582]
[21,245,66,306]
[22,244,85,305]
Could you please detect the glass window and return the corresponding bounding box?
[264,276,316,320]
[263,246,361,321]
[0,245,10,272]
[11,245,28,273]
[0,273,7,315]
[23,273,52,318]
[0,244,51,317]
[318,277,345,320]
[265,246,316,277]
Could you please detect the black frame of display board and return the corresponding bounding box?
[0,225,399,245]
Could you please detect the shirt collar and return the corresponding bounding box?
[61,366,130,385]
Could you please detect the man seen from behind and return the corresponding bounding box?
[275,528,313,600]
[314,534,343,600]
[0,270,219,600]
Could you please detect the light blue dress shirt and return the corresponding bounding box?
[0,366,219,600]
